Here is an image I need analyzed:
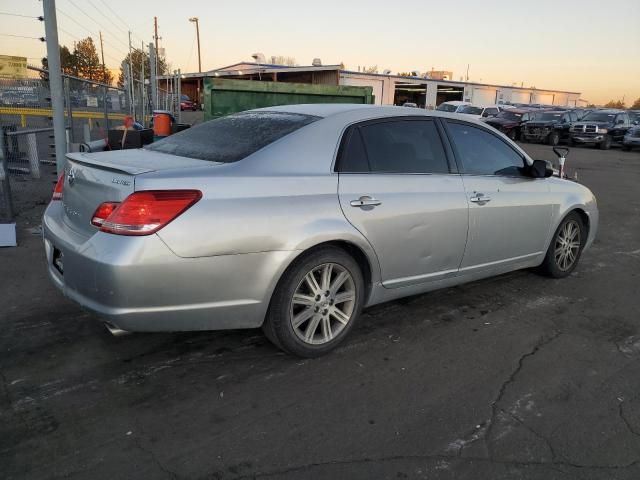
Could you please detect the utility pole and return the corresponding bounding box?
[42,0,67,176]
[140,41,145,124]
[128,31,135,118]
[189,17,201,72]
[149,42,157,112]
[466,64,469,82]
[154,17,159,53]
[99,31,106,80]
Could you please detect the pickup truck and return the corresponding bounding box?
[569,110,632,149]
[521,110,579,145]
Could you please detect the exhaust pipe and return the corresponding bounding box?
[103,321,131,337]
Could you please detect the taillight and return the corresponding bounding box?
[97,190,201,236]
[52,174,64,200]
[91,202,120,227]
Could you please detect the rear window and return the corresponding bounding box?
[146,111,319,163]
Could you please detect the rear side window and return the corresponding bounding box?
[338,119,449,174]
[146,111,319,163]
[446,122,526,177]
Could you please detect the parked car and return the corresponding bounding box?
[622,126,640,151]
[402,102,418,108]
[180,94,197,111]
[521,110,580,145]
[436,100,471,113]
[43,105,598,357]
[628,110,640,125]
[456,104,502,119]
[1,91,25,107]
[483,108,536,140]
[569,109,632,149]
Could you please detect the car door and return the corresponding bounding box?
[613,113,630,142]
[442,120,553,273]
[337,118,469,288]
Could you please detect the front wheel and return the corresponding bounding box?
[599,135,612,150]
[507,129,517,141]
[547,131,560,146]
[536,212,585,278]
[262,246,365,357]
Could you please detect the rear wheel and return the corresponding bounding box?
[536,212,585,278]
[599,135,612,150]
[262,246,364,357]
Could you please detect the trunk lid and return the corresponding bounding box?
[61,149,215,237]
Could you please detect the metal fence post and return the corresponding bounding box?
[43,0,67,176]
[64,76,74,143]
[0,129,15,220]
[103,85,109,131]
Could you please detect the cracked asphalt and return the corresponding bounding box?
[1,144,640,479]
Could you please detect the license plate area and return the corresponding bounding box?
[53,247,64,275]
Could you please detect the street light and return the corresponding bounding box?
[189,17,201,73]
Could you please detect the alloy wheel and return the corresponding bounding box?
[554,220,581,271]
[289,263,356,345]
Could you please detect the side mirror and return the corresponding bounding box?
[530,159,554,178]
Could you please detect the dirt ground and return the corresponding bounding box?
[1,143,640,479]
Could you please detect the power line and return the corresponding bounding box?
[85,0,127,36]
[96,0,146,45]
[57,25,124,68]
[56,7,129,59]
[0,33,45,41]
[63,0,130,50]
[0,12,43,20]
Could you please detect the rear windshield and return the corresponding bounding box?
[581,112,616,122]
[458,106,483,115]
[437,103,459,112]
[538,113,563,120]
[146,111,319,162]
[496,111,522,121]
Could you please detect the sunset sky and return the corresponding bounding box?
[1,0,639,105]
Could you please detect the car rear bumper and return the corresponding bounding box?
[42,201,297,332]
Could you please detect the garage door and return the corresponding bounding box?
[472,88,497,105]
[532,93,554,104]
[511,91,531,104]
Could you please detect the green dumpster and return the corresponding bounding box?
[203,78,374,120]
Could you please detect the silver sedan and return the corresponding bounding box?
[42,105,598,357]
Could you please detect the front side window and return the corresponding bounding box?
[337,119,449,174]
[446,122,526,177]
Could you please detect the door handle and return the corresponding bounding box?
[350,196,382,208]
[470,193,492,204]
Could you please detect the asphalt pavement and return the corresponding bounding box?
[1,144,640,479]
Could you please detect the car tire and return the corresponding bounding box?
[262,246,365,357]
[507,129,517,141]
[548,131,560,146]
[599,135,612,150]
[536,212,585,279]
[622,145,631,152]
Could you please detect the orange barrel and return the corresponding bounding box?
[153,110,173,137]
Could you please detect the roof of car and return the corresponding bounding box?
[251,103,495,125]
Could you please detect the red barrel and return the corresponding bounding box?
[153,110,173,137]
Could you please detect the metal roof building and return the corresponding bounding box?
[160,62,583,109]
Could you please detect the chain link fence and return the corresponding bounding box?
[0,68,129,233]
[0,67,184,240]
